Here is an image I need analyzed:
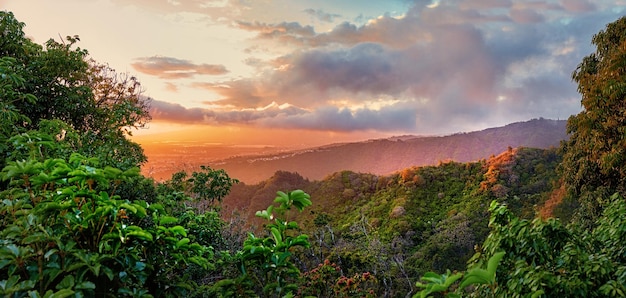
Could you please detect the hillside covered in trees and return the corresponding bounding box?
[2,10,626,298]
[141,118,567,184]
[201,118,567,184]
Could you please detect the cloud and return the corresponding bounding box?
[164,82,178,92]
[132,56,228,79]
[150,99,415,132]
[203,24,498,109]
[260,105,416,131]
[150,100,307,124]
[303,8,341,23]
[560,0,596,13]
[140,0,623,134]
[509,8,545,23]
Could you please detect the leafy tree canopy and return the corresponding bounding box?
[561,16,626,226]
[0,11,150,170]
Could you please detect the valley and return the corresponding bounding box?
[139,118,568,184]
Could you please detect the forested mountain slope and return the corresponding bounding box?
[216,118,567,183]
[221,146,563,294]
[4,11,626,297]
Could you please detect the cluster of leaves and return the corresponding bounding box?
[4,9,626,298]
[469,196,626,297]
[221,146,562,295]
[412,193,626,298]
[562,15,626,227]
[414,251,504,298]
[0,11,150,171]
[0,10,238,297]
[0,153,213,297]
[213,190,312,297]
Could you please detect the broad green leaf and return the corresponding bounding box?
[176,238,190,248]
[56,275,74,289]
[487,251,505,276]
[159,216,178,225]
[270,227,282,245]
[169,225,187,237]
[43,288,75,298]
[75,281,96,290]
[119,203,137,214]
[127,231,153,242]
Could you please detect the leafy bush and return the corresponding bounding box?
[0,152,216,296]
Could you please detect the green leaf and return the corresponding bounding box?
[274,191,289,204]
[459,268,491,288]
[176,238,190,248]
[487,251,505,276]
[43,289,75,298]
[119,203,137,214]
[255,206,273,221]
[289,189,312,211]
[148,203,165,213]
[270,227,282,245]
[159,216,178,225]
[126,231,153,242]
[169,225,187,237]
[56,275,74,290]
[75,281,96,290]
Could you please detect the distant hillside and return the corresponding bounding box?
[215,118,567,184]
[220,146,563,285]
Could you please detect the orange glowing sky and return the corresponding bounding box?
[3,0,625,147]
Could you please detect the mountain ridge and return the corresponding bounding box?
[214,118,568,184]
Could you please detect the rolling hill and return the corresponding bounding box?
[214,118,567,184]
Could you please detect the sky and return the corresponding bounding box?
[2,0,625,147]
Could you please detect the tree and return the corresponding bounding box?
[0,11,150,170]
[465,198,626,297]
[561,16,626,226]
[0,150,215,297]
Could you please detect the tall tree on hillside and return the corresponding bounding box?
[561,16,626,226]
[0,11,150,169]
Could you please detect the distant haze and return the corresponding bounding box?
[138,118,568,183]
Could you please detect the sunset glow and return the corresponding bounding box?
[3,0,624,147]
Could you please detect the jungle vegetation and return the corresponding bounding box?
[1,10,626,297]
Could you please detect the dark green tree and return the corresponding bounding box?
[561,16,626,226]
[0,11,150,170]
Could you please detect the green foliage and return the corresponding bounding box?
[412,251,504,298]
[0,151,216,297]
[562,16,626,227]
[163,165,239,209]
[414,270,462,298]
[0,11,150,170]
[235,190,312,297]
[464,196,626,297]
[224,148,561,295]
[459,251,504,290]
[5,10,626,298]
